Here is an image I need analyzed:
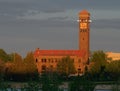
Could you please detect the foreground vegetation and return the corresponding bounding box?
[0,49,120,90]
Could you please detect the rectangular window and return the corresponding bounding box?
[78,59,81,63]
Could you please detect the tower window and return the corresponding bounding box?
[36,59,38,63]
[78,59,81,63]
[80,30,83,32]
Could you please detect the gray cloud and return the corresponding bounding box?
[92,19,120,29]
[0,0,120,56]
[0,0,120,16]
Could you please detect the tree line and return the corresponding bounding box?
[0,48,120,82]
[0,49,120,91]
[0,49,76,82]
[0,49,38,81]
[88,50,120,81]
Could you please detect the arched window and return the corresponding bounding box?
[44,58,46,62]
[36,59,38,63]
[41,65,46,71]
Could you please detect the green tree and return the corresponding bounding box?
[4,53,25,81]
[0,49,12,62]
[105,60,120,80]
[23,52,38,80]
[70,76,95,91]
[89,50,109,81]
[25,81,40,91]
[57,56,76,76]
[89,50,108,74]
[4,52,38,81]
[24,52,38,74]
[41,71,60,91]
[0,59,5,81]
[10,53,23,74]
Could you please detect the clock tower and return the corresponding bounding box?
[79,10,90,64]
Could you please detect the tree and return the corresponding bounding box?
[105,60,120,80]
[89,50,108,74]
[0,49,12,62]
[4,53,25,81]
[24,52,38,74]
[4,52,39,81]
[23,52,38,80]
[89,50,109,81]
[0,59,5,81]
[10,53,23,74]
[70,76,95,91]
[56,56,76,76]
[41,71,60,91]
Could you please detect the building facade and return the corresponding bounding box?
[34,10,91,74]
[106,52,120,62]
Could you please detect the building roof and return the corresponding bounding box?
[34,48,86,57]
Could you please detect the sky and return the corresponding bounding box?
[0,0,120,57]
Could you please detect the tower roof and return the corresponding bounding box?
[79,10,90,17]
[80,10,89,14]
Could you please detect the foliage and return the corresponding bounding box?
[112,84,119,91]
[41,71,60,91]
[0,59,5,74]
[33,68,62,91]
[25,81,40,91]
[0,82,9,91]
[4,53,25,81]
[69,76,95,91]
[4,52,39,81]
[57,56,76,76]
[0,60,6,83]
[88,50,111,81]
[88,50,120,81]
[1,48,120,83]
[24,52,38,75]
[89,50,108,74]
[105,60,120,80]
[0,49,12,62]
[10,53,23,74]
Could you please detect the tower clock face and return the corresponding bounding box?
[80,23,87,29]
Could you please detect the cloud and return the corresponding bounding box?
[17,10,75,21]
[0,0,120,22]
[0,0,120,56]
[91,18,120,30]
[90,27,120,52]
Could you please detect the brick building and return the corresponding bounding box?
[34,10,91,74]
